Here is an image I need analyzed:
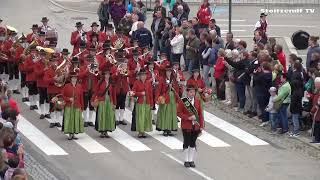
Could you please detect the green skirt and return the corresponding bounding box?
[63,106,84,134]
[156,91,178,131]
[135,103,152,133]
[95,95,116,132]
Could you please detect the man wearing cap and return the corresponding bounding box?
[34,50,50,119]
[39,17,52,34]
[96,40,114,71]
[155,65,179,136]
[254,13,268,41]
[78,54,99,127]
[105,24,114,39]
[172,61,185,97]
[37,31,46,47]
[187,68,205,99]
[86,22,107,44]
[91,67,116,138]
[62,72,84,140]
[18,35,30,102]
[26,24,39,43]
[21,45,39,110]
[3,30,18,92]
[87,33,103,52]
[155,52,170,78]
[177,84,204,168]
[70,22,87,56]
[44,54,64,128]
[128,48,145,88]
[131,68,153,138]
[76,41,88,64]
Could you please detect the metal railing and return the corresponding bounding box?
[158,0,320,5]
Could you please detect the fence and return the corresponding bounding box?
[155,0,320,5]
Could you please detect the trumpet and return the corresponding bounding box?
[106,54,117,64]
[88,63,99,76]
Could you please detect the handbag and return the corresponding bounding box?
[274,92,290,110]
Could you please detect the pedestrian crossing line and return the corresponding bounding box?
[177,122,231,148]
[17,115,68,156]
[109,128,152,152]
[124,109,183,150]
[24,102,111,153]
[204,111,269,146]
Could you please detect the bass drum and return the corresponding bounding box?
[46,28,58,45]
[291,30,310,50]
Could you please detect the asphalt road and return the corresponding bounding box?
[1,0,320,180]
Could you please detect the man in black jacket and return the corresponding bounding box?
[133,21,153,48]
[151,11,165,60]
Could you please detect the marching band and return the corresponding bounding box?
[0,18,214,167]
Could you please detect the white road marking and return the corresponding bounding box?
[178,122,230,148]
[109,128,151,152]
[221,30,247,34]
[24,102,110,153]
[17,115,68,156]
[124,109,183,150]
[162,152,215,180]
[215,19,246,22]
[204,111,269,146]
[218,24,319,28]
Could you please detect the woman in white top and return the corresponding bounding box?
[170,27,184,63]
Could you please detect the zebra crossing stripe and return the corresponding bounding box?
[17,115,68,155]
[23,102,111,153]
[204,111,269,146]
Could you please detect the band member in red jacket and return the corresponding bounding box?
[44,54,63,128]
[131,69,153,138]
[62,72,84,140]
[26,24,40,43]
[128,49,145,88]
[86,22,106,44]
[146,60,159,124]
[172,61,185,97]
[91,67,117,138]
[34,50,50,119]
[111,51,129,126]
[177,85,204,168]
[70,22,87,56]
[187,68,205,98]
[2,30,16,91]
[21,46,39,110]
[78,55,98,127]
[155,51,170,78]
[155,65,179,136]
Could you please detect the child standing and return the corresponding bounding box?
[266,87,277,133]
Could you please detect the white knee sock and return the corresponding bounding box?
[188,147,196,162]
[49,111,56,124]
[115,109,120,121]
[152,110,156,121]
[13,79,19,90]
[40,104,44,115]
[184,148,189,162]
[120,109,125,121]
[44,103,50,115]
[89,110,95,123]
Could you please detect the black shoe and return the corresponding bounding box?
[184,162,190,168]
[189,161,196,168]
[25,97,29,102]
[152,120,156,125]
[142,134,147,138]
[33,105,38,110]
[177,118,180,122]
[55,122,62,127]
[84,122,89,127]
[49,123,56,128]
[88,122,94,127]
[45,114,51,119]
[248,112,257,118]
[310,141,320,144]
[13,90,20,94]
[73,136,78,140]
[163,132,168,137]
[22,98,26,102]
[120,120,127,125]
[116,121,120,125]
[167,131,174,136]
[40,114,45,119]
[100,133,105,138]
[243,111,251,115]
[68,135,73,140]
[30,106,35,110]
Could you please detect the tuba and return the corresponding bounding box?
[54,56,70,87]
[23,40,38,55]
[113,38,125,50]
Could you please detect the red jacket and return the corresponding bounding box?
[197,4,211,25]
[310,93,320,122]
[277,51,287,73]
[22,55,37,81]
[70,31,82,56]
[26,32,37,43]
[214,57,225,79]
[2,39,13,60]
[186,77,205,92]
[78,62,98,93]
[155,59,170,78]
[132,80,153,105]
[62,83,84,109]
[172,69,185,95]
[86,30,107,43]
[92,79,116,105]
[111,34,130,48]
[155,77,180,104]
[128,58,145,86]
[43,67,63,94]
[111,66,130,93]
[177,97,204,130]
[34,60,48,88]
[146,69,160,84]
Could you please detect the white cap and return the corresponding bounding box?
[315,77,320,83]
[269,87,277,92]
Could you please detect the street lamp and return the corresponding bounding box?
[229,0,232,33]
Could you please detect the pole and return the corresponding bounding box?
[229,0,232,33]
